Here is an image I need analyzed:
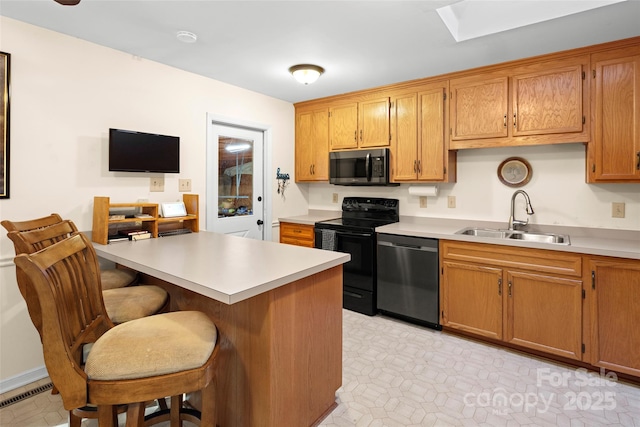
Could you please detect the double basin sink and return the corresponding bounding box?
[456,227,571,245]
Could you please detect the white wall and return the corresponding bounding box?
[309,144,640,231]
[0,17,309,388]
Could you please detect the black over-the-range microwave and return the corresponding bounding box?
[329,148,398,186]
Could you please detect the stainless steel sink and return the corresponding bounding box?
[508,231,570,245]
[455,227,570,245]
[456,228,512,239]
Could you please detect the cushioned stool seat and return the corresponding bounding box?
[102,285,169,324]
[100,268,138,290]
[85,311,217,381]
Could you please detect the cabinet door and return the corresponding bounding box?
[511,63,584,137]
[390,93,418,181]
[329,103,358,150]
[358,98,390,148]
[441,261,503,340]
[295,111,315,181]
[590,258,640,376]
[505,270,583,360]
[418,88,446,181]
[295,109,329,182]
[450,75,508,141]
[589,45,640,182]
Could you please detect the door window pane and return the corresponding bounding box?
[218,136,253,218]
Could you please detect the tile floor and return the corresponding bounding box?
[2,310,640,426]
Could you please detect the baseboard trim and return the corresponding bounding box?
[0,366,48,394]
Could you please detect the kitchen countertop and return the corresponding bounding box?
[93,231,350,304]
[376,216,640,260]
[276,212,639,260]
[278,210,340,226]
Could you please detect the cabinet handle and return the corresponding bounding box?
[360,129,363,141]
[513,114,517,128]
[354,130,357,142]
[309,165,313,175]
[503,115,507,127]
[508,281,512,297]
[312,164,315,175]
[636,151,640,170]
[417,160,421,174]
[498,278,502,296]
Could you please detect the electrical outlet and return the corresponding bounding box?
[448,196,456,208]
[179,179,192,192]
[150,177,164,192]
[612,202,625,218]
[419,196,427,208]
[332,193,339,203]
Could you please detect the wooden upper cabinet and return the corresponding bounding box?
[450,75,509,141]
[295,108,329,182]
[588,44,640,182]
[512,63,584,136]
[390,82,456,183]
[329,98,390,150]
[450,56,589,149]
[358,98,391,148]
[390,92,419,181]
[329,103,358,150]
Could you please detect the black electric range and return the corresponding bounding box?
[314,197,399,315]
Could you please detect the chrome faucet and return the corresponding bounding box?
[508,190,535,230]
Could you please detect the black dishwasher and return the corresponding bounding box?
[376,233,441,330]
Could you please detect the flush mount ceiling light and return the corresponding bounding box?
[437,0,627,42]
[289,64,325,85]
[176,31,198,43]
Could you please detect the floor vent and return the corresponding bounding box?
[0,382,53,409]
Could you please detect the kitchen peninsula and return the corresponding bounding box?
[93,231,350,427]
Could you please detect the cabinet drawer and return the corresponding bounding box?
[441,240,582,277]
[280,222,315,247]
[280,236,314,248]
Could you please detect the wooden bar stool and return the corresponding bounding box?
[4,220,172,425]
[1,214,139,289]
[13,232,218,427]
[5,220,170,325]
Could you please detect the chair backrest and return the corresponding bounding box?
[13,232,113,410]
[5,220,80,339]
[1,213,64,232]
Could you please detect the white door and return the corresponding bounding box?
[206,123,265,239]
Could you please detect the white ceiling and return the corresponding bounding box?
[1,0,639,104]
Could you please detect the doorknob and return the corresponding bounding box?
[257,220,264,225]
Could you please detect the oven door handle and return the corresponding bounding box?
[335,230,373,238]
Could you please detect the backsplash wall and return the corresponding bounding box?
[307,143,640,231]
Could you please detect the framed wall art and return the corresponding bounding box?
[0,51,9,199]
[498,157,532,188]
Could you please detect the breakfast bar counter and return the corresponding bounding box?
[93,231,350,427]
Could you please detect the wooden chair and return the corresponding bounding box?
[4,220,171,425]
[5,220,170,325]
[1,214,139,289]
[13,232,218,427]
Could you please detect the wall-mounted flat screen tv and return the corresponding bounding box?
[109,128,180,173]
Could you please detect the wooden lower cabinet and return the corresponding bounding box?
[279,222,315,248]
[440,241,584,361]
[589,257,640,376]
[441,261,503,340]
[505,270,582,360]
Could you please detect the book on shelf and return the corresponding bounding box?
[130,232,151,241]
[118,229,146,236]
